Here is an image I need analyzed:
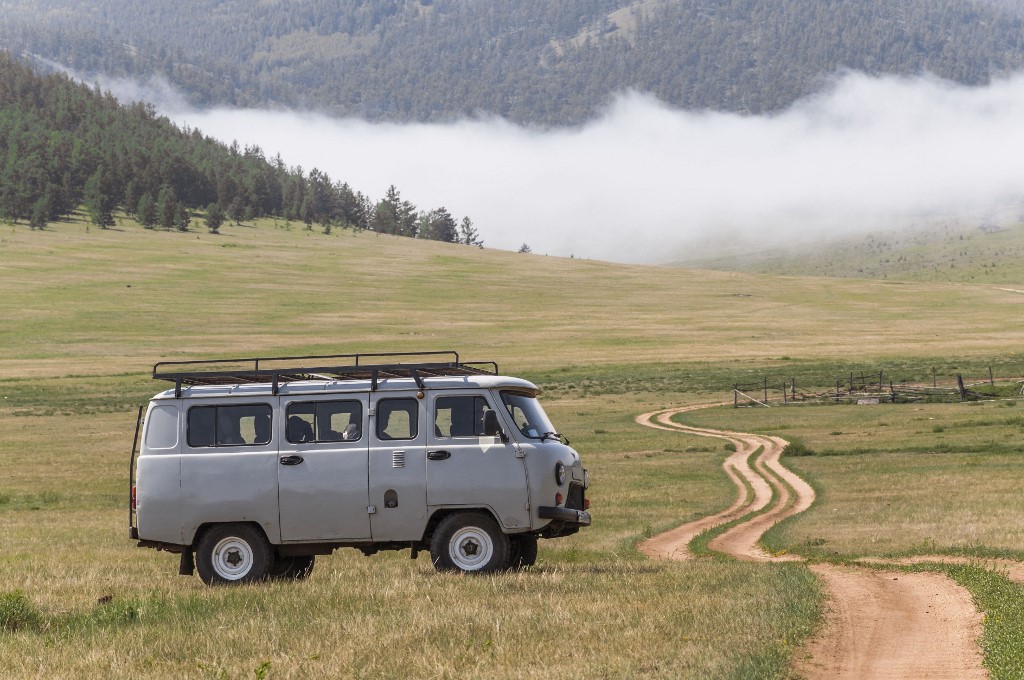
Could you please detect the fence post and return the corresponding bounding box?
[957,374,967,401]
[783,382,788,404]
[764,377,768,405]
[792,379,796,401]
[879,371,884,391]
[933,367,937,388]
[990,366,994,385]
[734,384,738,408]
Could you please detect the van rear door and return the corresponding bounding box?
[278,396,371,541]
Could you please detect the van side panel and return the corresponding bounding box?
[180,451,281,545]
[367,393,429,541]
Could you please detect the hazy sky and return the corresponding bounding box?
[106,70,1024,263]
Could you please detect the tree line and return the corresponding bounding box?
[0,52,482,246]
[1,0,1023,125]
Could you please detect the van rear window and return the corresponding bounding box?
[187,404,272,448]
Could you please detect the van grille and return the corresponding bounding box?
[392,451,406,468]
[566,483,584,510]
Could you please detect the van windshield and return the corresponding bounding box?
[501,391,558,441]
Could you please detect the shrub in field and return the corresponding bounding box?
[783,440,817,457]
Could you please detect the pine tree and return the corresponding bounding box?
[371,185,401,234]
[123,180,142,216]
[157,185,178,230]
[205,202,225,233]
[29,193,50,230]
[459,216,483,247]
[175,204,191,232]
[421,207,458,242]
[84,166,116,229]
[229,196,246,225]
[137,193,158,229]
[300,195,314,230]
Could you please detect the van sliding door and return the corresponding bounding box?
[278,396,371,541]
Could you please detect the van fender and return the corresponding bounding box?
[188,520,274,550]
[420,507,513,545]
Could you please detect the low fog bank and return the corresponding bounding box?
[146,72,1024,263]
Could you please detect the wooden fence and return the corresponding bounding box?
[733,368,1022,407]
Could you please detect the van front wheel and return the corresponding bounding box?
[196,524,271,585]
[430,512,509,574]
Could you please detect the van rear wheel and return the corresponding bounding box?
[196,524,271,585]
[508,534,538,569]
[268,554,316,580]
[430,512,509,574]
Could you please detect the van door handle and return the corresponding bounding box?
[280,455,304,466]
[427,450,451,461]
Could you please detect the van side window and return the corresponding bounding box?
[286,400,362,443]
[187,404,272,448]
[377,398,418,441]
[434,396,489,438]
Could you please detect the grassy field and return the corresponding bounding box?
[4,214,1024,376]
[3,214,1024,677]
[677,401,1024,560]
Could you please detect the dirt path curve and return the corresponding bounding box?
[635,405,988,679]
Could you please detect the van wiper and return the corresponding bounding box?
[540,431,570,445]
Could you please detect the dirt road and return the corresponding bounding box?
[636,406,988,679]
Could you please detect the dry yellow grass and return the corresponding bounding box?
[4,216,1023,676]
[0,399,817,679]
[2,219,1023,380]
[679,402,1024,559]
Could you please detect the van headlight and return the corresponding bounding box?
[555,462,566,486]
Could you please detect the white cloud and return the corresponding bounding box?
[149,71,1024,262]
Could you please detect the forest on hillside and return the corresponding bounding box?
[0,53,481,244]
[1,0,1023,125]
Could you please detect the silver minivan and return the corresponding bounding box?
[129,352,591,584]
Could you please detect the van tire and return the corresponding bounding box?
[430,512,509,574]
[268,555,316,580]
[508,534,538,569]
[196,524,271,585]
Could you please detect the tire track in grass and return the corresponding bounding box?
[636,404,988,679]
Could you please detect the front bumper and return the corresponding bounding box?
[538,506,592,526]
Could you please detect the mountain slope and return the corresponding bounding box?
[0,52,478,239]
[674,215,1024,283]
[2,0,1023,125]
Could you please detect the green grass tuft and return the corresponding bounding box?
[0,591,41,633]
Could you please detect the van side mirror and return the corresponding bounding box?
[482,410,507,441]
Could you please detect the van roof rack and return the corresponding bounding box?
[152,351,499,397]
